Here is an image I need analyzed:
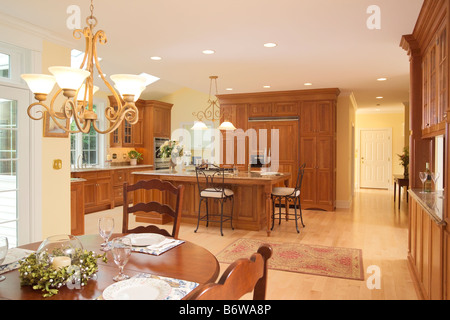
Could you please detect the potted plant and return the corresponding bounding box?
[397,146,409,178]
[128,150,143,166]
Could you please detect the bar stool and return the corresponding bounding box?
[194,164,234,236]
[271,163,306,233]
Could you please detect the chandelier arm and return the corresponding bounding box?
[27,102,50,121]
[91,105,128,134]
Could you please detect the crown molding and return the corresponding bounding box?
[0,11,75,50]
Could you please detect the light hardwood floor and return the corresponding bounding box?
[85,188,418,300]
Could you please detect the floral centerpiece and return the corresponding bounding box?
[397,146,409,178]
[18,235,107,297]
[159,140,184,171]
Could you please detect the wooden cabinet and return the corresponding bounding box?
[218,88,339,211]
[136,100,173,166]
[71,171,113,214]
[408,194,444,300]
[108,97,145,148]
[70,180,85,236]
[422,19,448,138]
[299,100,336,211]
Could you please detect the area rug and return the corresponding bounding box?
[216,238,364,281]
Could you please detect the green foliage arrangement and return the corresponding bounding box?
[128,150,143,161]
[397,146,409,167]
[18,249,107,297]
[158,140,184,159]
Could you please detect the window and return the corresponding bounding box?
[70,105,99,167]
[0,53,10,79]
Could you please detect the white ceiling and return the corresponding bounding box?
[0,0,424,111]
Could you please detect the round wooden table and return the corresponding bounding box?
[0,234,220,300]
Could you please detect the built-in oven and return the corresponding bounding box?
[154,137,170,170]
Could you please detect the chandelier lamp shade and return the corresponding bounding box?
[191,76,236,131]
[20,1,148,134]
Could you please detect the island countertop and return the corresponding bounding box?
[131,169,290,183]
[132,169,291,236]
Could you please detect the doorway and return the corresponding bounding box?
[0,85,31,247]
[359,128,392,189]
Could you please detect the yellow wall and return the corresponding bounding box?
[160,87,210,130]
[336,94,357,208]
[40,40,71,238]
[355,111,406,180]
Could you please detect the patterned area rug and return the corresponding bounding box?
[216,238,364,281]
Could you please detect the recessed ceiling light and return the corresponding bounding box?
[226,88,233,91]
[264,43,277,48]
[377,77,387,81]
[376,96,384,99]
[304,83,313,86]
[376,108,381,111]
[202,49,215,55]
[150,56,162,61]
[263,85,271,88]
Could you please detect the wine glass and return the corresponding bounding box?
[419,172,427,193]
[98,217,114,250]
[111,237,132,282]
[431,172,440,191]
[0,236,9,282]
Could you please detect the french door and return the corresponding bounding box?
[0,85,30,248]
[360,128,392,189]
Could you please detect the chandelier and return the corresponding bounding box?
[191,76,236,131]
[20,0,147,134]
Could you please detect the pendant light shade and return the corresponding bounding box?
[191,121,208,130]
[49,66,90,90]
[21,74,56,95]
[218,121,237,131]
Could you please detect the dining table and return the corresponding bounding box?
[0,233,220,300]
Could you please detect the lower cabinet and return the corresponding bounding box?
[408,194,444,300]
[72,171,114,214]
[70,180,85,235]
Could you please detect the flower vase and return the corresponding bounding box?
[169,158,177,173]
[403,165,408,178]
[130,159,137,166]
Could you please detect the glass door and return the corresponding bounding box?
[0,86,30,248]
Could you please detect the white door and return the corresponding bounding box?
[0,85,30,248]
[360,128,391,189]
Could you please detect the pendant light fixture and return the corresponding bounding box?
[21,0,147,134]
[191,76,236,131]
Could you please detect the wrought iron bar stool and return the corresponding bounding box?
[195,164,234,236]
[271,163,306,233]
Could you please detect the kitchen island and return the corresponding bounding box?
[131,169,291,236]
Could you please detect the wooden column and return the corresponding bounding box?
[401,35,432,189]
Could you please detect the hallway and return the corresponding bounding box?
[85,188,418,300]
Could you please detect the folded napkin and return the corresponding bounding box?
[133,238,185,256]
[103,237,184,256]
[0,248,35,275]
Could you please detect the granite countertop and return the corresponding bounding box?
[132,169,290,181]
[408,189,446,225]
[71,164,153,173]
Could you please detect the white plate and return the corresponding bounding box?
[103,278,172,300]
[125,233,166,247]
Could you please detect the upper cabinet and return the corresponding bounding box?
[108,96,145,148]
[422,18,448,138]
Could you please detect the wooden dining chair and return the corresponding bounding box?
[122,179,185,239]
[186,244,273,300]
